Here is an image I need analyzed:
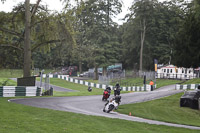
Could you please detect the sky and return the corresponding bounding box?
[0,0,168,25]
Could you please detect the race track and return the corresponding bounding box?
[9,85,200,130]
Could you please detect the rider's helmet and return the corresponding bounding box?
[106,87,111,92]
[88,86,92,92]
[116,83,119,86]
[116,83,120,90]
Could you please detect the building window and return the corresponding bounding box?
[167,69,169,73]
[171,69,172,73]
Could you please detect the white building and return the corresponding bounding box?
[157,65,196,80]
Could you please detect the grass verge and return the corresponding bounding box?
[117,93,200,127]
[0,78,17,86]
[86,78,182,89]
[0,97,199,133]
[0,69,23,78]
[50,78,131,96]
[50,78,104,96]
[0,69,55,78]
[181,78,200,85]
[155,79,182,88]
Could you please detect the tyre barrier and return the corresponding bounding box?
[180,90,200,109]
[0,86,41,97]
[176,84,200,90]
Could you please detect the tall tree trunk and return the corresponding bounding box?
[79,61,82,74]
[94,64,98,80]
[103,66,107,76]
[23,0,31,77]
[139,19,146,72]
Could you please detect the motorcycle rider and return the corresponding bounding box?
[114,83,121,96]
[114,95,121,104]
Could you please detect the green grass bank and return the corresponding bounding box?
[117,93,200,127]
[0,97,199,133]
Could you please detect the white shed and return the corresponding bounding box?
[157,65,196,79]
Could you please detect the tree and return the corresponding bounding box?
[23,0,31,77]
[173,0,200,68]
[0,0,76,76]
[121,0,185,70]
[128,0,158,71]
[125,0,158,71]
[0,0,41,77]
[71,0,122,78]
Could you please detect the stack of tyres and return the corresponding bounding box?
[180,90,200,109]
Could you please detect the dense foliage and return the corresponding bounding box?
[0,0,199,73]
[172,0,200,68]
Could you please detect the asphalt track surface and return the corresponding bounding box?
[10,84,200,130]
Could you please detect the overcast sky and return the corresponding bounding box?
[0,0,167,25]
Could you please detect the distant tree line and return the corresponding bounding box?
[0,0,199,77]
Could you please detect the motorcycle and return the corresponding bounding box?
[102,87,111,101]
[103,96,121,113]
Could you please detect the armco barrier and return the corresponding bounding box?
[0,86,41,97]
[57,75,152,92]
[175,84,200,90]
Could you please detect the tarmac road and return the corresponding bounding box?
[9,85,200,130]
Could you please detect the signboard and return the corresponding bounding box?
[155,64,157,72]
[17,76,36,86]
[154,59,158,72]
